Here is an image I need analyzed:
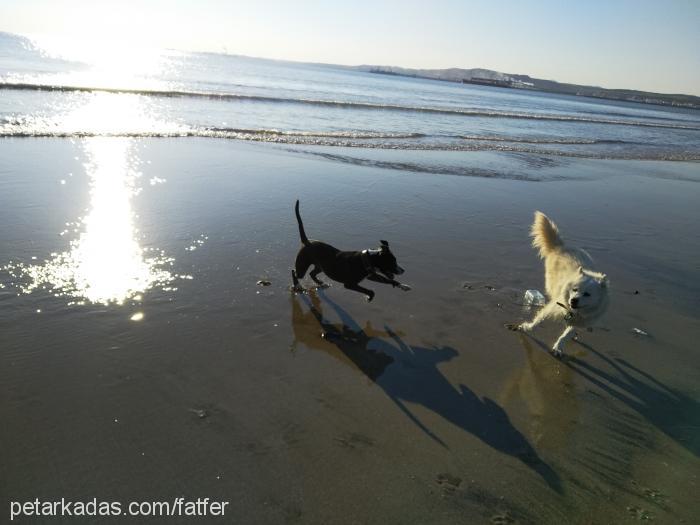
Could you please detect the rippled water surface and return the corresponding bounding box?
[2,31,699,161]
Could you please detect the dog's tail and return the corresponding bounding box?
[295,200,310,246]
[531,211,563,258]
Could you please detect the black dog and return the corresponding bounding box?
[291,200,411,301]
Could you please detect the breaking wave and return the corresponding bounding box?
[2,81,699,131]
[1,126,698,161]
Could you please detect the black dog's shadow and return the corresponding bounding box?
[564,341,700,458]
[290,290,396,381]
[291,291,562,492]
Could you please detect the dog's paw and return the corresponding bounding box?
[366,292,375,302]
[550,345,564,358]
[397,283,412,291]
[519,323,534,333]
[505,323,522,332]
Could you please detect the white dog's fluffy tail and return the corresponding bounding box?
[531,211,563,258]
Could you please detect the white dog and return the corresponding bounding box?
[508,211,609,356]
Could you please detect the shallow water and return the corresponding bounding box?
[1,137,699,523]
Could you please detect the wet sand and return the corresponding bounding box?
[1,138,699,524]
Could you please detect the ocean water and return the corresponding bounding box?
[2,31,700,162]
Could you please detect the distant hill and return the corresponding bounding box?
[352,65,700,109]
[2,30,696,109]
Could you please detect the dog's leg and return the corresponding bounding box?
[294,250,311,279]
[292,249,312,292]
[507,301,558,332]
[552,326,575,356]
[309,266,329,289]
[366,273,411,291]
[344,283,375,302]
[291,270,304,292]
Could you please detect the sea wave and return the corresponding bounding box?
[0,118,639,144]
[458,135,637,145]
[2,126,699,161]
[206,127,426,139]
[2,81,699,131]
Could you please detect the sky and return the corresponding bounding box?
[1,0,699,95]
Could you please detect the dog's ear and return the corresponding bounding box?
[578,265,584,275]
[380,240,389,248]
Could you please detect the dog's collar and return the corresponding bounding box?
[361,249,379,273]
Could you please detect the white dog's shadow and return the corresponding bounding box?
[565,341,699,458]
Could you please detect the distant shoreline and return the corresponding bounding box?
[363,67,700,110]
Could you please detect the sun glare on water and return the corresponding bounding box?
[60,91,185,136]
[5,137,176,306]
[29,34,175,91]
[0,72,189,139]
[2,30,193,306]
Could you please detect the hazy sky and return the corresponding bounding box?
[2,0,699,95]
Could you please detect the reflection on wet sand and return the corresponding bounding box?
[290,291,397,380]
[4,137,174,305]
[500,334,579,452]
[291,291,562,492]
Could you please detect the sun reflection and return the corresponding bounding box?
[0,89,188,139]
[68,138,166,303]
[27,34,176,91]
[61,91,184,136]
[5,137,177,305]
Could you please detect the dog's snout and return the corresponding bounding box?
[570,297,579,308]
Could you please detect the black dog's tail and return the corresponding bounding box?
[295,200,310,246]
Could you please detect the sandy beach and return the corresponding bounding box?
[1,137,698,523]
